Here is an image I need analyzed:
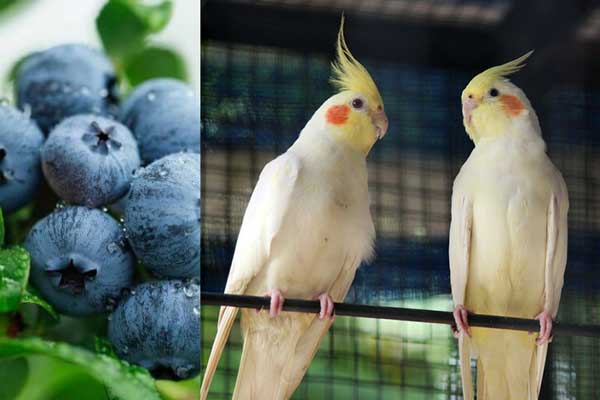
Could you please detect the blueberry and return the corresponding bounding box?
[25,206,135,316]
[42,115,140,207]
[124,153,200,278]
[119,78,200,164]
[108,280,200,380]
[0,104,44,214]
[16,43,118,133]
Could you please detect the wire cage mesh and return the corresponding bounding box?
[200,5,600,398]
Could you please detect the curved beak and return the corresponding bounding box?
[372,109,389,139]
[462,97,479,125]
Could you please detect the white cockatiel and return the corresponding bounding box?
[201,19,388,400]
[449,52,569,399]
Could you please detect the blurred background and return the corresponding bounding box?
[201,0,600,399]
[0,0,200,96]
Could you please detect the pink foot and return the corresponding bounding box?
[316,293,335,320]
[267,289,284,318]
[452,305,471,338]
[535,311,553,345]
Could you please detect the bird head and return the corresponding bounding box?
[461,51,539,143]
[318,17,388,155]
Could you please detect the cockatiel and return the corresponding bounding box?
[201,19,388,400]
[449,52,569,399]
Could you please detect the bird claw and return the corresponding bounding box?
[255,289,285,317]
[535,310,553,345]
[451,324,460,338]
[315,293,335,320]
[453,305,471,337]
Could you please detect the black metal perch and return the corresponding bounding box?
[201,292,600,338]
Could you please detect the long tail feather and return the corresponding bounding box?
[201,306,239,400]
[459,334,474,400]
[533,343,548,396]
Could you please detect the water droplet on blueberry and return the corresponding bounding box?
[107,242,119,254]
[175,365,191,379]
[193,306,200,316]
[183,286,195,298]
[99,88,109,98]
[80,87,90,96]
[105,297,117,312]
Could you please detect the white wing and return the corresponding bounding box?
[449,186,473,307]
[448,180,474,400]
[543,169,569,318]
[201,151,301,399]
[224,152,301,295]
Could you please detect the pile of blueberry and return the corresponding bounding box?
[2,44,201,380]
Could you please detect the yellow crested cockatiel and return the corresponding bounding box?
[201,18,388,400]
[449,52,569,399]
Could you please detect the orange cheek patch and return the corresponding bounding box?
[326,105,350,125]
[500,94,525,116]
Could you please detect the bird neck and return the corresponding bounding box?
[291,122,367,170]
[474,108,544,148]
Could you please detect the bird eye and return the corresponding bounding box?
[489,88,499,97]
[351,98,364,109]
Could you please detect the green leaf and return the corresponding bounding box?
[129,0,172,33]
[15,355,114,400]
[0,208,4,246]
[97,0,148,59]
[21,286,58,320]
[0,246,30,313]
[0,337,161,400]
[94,336,118,359]
[0,357,28,400]
[155,379,200,400]
[5,204,34,245]
[96,0,172,60]
[124,46,186,86]
[0,0,31,16]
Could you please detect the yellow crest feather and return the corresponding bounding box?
[466,50,533,93]
[330,16,383,107]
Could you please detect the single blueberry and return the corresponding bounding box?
[25,206,135,316]
[15,43,118,133]
[124,153,200,278]
[42,115,140,207]
[108,280,200,380]
[119,78,200,164]
[0,104,44,214]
